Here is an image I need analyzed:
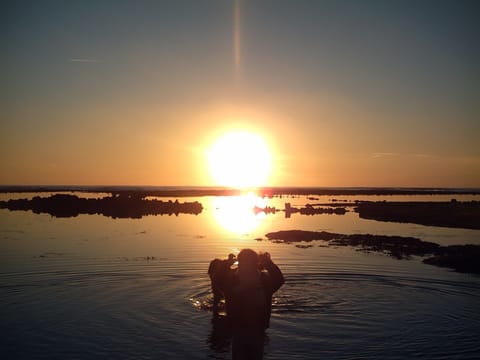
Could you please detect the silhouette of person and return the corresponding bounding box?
[215,249,284,360]
[208,254,236,311]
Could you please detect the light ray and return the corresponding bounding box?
[233,0,241,81]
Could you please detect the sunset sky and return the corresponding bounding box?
[3,0,479,187]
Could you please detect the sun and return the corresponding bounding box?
[207,131,272,188]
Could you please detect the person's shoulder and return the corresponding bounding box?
[261,267,284,286]
[208,258,221,272]
[209,259,221,268]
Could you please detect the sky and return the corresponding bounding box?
[2,0,479,187]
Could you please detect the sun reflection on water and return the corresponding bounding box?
[211,192,268,235]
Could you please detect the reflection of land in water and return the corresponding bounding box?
[0,194,203,218]
[265,230,480,274]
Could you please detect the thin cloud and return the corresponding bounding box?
[413,153,434,158]
[372,152,399,158]
[69,58,102,63]
[372,152,438,159]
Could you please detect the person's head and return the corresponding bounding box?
[237,248,259,270]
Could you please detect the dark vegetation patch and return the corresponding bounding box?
[265,230,480,274]
[0,194,203,219]
[355,201,480,229]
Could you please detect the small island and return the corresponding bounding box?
[0,194,203,219]
[355,200,480,230]
[253,202,347,217]
[265,230,480,274]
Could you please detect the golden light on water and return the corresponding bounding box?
[211,193,267,235]
[206,131,272,188]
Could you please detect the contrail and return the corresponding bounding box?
[233,0,241,82]
[69,58,102,63]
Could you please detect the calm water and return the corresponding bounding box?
[1,193,480,359]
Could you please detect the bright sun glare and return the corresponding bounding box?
[207,131,272,188]
[211,193,268,234]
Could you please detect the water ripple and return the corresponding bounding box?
[2,256,480,360]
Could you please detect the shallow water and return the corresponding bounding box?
[1,193,480,359]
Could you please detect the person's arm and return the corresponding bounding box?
[214,254,236,292]
[262,254,284,292]
[208,259,217,276]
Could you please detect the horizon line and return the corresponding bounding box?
[1,185,479,196]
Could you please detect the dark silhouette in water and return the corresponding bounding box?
[208,254,236,311]
[207,313,232,354]
[355,200,480,229]
[208,258,223,309]
[422,244,480,274]
[265,230,480,274]
[0,194,203,218]
[284,202,347,218]
[213,249,284,360]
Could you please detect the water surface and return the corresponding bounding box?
[1,193,479,359]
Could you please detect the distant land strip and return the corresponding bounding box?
[1,185,479,197]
